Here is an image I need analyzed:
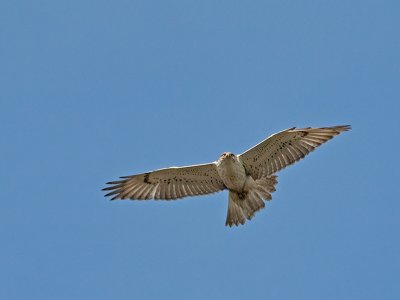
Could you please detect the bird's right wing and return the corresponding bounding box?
[238,125,350,179]
[103,163,225,200]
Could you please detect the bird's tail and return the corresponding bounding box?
[226,175,278,227]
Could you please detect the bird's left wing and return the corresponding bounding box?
[238,125,350,179]
[103,163,225,200]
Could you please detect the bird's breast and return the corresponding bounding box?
[216,158,247,192]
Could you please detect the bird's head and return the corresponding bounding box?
[219,152,236,162]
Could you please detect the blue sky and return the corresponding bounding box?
[1,1,399,299]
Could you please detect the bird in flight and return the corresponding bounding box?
[103,125,350,226]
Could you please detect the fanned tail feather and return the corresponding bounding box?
[225,175,278,226]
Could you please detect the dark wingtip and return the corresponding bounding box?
[343,124,352,130]
[333,125,351,134]
[102,188,120,200]
[333,124,351,131]
[106,180,125,185]
[104,190,120,197]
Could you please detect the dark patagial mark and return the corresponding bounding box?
[143,173,151,184]
[238,191,247,200]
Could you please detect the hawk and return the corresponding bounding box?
[103,125,350,226]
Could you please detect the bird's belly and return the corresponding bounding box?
[217,161,247,192]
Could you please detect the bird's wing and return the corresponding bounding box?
[238,125,350,179]
[103,163,225,200]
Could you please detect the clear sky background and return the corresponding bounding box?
[1,1,399,299]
